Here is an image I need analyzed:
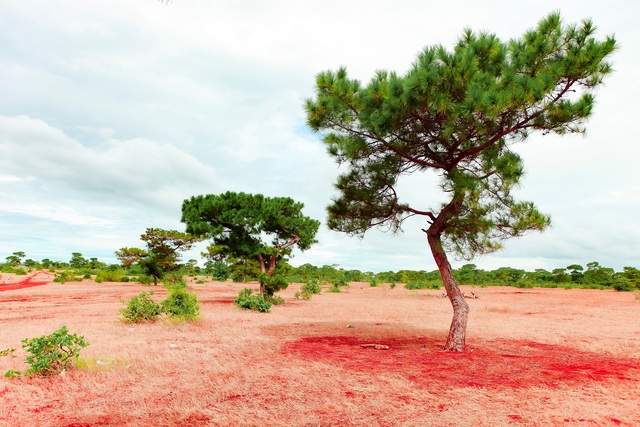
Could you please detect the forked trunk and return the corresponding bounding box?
[427,232,469,352]
[267,256,277,276]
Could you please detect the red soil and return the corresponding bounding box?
[282,335,640,390]
[0,272,53,292]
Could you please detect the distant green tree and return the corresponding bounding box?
[182,192,320,296]
[566,264,584,283]
[5,252,25,267]
[115,247,148,269]
[115,229,201,285]
[305,13,616,351]
[69,252,88,269]
[582,261,614,286]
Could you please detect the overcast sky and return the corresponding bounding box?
[1,0,638,273]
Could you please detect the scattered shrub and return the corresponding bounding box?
[120,276,130,283]
[266,294,285,305]
[613,279,633,292]
[294,290,312,300]
[404,280,441,290]
[53,271,75,283]
[119,292,161,323]
[3,326,89,377]
[369,277,379,287]
[327,283,343,293]
[234,288,271,312]
[163,272,186,289]
[301,280,322,294]
[295,280,322,300]
[161,288,200,320]
[95,269,124,282]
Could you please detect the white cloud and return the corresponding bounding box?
[0,0,638,272]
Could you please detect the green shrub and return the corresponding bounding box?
[53,271,75,283]
[96,269,124,282]
[119,292,161,323]
[163,272,186,289]
[120,276,130,283]
[234,288,271,312]
[404,280,441,290]
[301,280,321,294]
[161,289,200,320]
[266,294,285,305]
[613,279,633,292]
[3,326,89,377]
[294,290,313,300]
[138,275,154,286]
[295,280,322,300]
[327,283,343,293]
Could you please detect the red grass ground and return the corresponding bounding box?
[0,274,638,426]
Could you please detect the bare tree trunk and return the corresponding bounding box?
[267,256,277,276]
[256,255,266,296]
[427,232,469,352]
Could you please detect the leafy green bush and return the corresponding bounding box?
[613,278,633,292]
[259,274,289,297]
[294,280,323,300]
[53,271,76,283]
[301,280,322,294]
[211,261,231,281]
[327,283,343,293]
[234,288,271,312]
[294,290,312,300]
[404,280,441,290]
[163,272,186,289]
[95,269,125,282]
[119,292,161,323]
[266,294,285,305]
[120,276,130,283]
[3,326,89,377]
[161,288,200,320]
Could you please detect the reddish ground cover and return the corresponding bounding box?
[283,335,639,390]
[0,271,53,292]
[0,278,638,426]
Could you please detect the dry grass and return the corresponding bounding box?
[1,275,639,426]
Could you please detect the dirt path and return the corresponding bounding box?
[0,271,54,292]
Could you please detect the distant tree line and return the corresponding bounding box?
[2,250,638,292]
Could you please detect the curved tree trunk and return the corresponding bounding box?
[427,232,469,352]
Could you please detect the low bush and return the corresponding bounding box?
[295,280,323,300]
[53,271,76,284]
[95,269,125,282]
[234,288,271,312]
[2,326,89,377]
[266,294,285,305]
[404,280,441,290]
[301,280,322,294]
[161,288,200,320]
[119,292,161,323]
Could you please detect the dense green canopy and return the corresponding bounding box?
[181,192,320,279]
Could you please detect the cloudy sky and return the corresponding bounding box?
[1,0,638,273]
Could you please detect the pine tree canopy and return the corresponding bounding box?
[305,12,616,260]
